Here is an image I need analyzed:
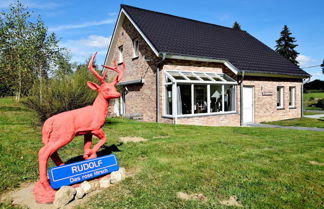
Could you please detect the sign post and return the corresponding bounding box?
[48,154,119,189]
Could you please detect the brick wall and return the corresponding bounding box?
[106,17,159,122]
[243,77,302,123]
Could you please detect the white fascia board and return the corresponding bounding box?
[164,54,239,75]
[105,9,160,66]
[121,9,159,57]
[104,9,124,66]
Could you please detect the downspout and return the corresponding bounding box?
[301,76,311,118]
[238,71,245,126]
[156,53,166,123]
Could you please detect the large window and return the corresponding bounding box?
[164,70,237,117]
[289,86,296,108]
[277,86,284,109]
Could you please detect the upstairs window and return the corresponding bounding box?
[289,86,296,108]
[132,39,139,58]
[277,86,284,109]
[118,45,123,63]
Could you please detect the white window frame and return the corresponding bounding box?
[118,45,123,63]
[132,39,139,58]
[277,86,284,109]
[163,70,237,118]
[289,86,296,108]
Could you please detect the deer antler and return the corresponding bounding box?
[88,52,107,84]
[102,60,125,85]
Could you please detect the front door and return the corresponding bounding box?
[243,86,254,124]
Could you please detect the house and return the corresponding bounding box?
[104,4,309,126]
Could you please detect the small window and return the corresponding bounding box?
[132,39,139,58]
[118,45,123,63]
[277,86,284,109]
[289,87,296,108]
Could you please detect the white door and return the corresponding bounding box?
[243,86,254,124]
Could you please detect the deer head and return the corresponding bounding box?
[87,52,125,100]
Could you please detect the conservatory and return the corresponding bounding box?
[164,70,237,118]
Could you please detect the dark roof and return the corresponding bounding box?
[120,4,309,77]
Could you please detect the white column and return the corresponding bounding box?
[207,84,210,113]
[191,84,194,114]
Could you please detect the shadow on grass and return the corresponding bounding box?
[0,106,30,112]
[64,143,122,164]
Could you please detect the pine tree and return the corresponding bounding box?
[275,25,299,66]
[232,21,241,30]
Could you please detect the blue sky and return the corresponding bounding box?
[1,0,323,80]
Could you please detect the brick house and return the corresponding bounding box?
[104,4,309,126]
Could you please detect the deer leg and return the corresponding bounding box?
[38,136,74,188]
[50,151,64,166]
[83,133,93,160]
[89,129,107,159]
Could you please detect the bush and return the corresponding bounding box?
[22,68,99,122]
[315,98,324,109]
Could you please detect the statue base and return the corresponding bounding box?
[33,180,56,204]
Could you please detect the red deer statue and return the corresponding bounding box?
[33,52,125,203]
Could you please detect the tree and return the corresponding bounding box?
[232,21,241,30]
[321,59,324,74]
[0,1,70,100]
[275,25,299,66]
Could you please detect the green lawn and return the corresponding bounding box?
[0,97,323,208]
[304,111,323,115]
[264,117,324,129]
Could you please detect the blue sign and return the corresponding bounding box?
[48,154,119,189]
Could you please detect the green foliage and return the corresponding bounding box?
[21,67,99,122]
[0,1,71,99]
[315,98,324,109]
[232,21,241,30]
[275,25,299,66]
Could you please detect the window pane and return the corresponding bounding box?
[166,85,172,115]
[133,39,139,57]
[206,73,223,81]
[177,85,192,114]
[182,72,199,80]
[277,87,283,107]
[194,85,207,113]
[168,71,186,80]
[224,85,235,111]
[210,85,222,112]
[289,87,295,107]
[118,46,123,63]
[195,72,212,81]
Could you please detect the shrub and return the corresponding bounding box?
[22,68,99,122]
[315,98,324,109]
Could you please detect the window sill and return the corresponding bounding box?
[132,56,139,60]
[289,106,296,109]
[276,107,285,110]
[162,111,238,119]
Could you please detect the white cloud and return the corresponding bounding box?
[297,54,315,68]
[49,18,114,32]
[61,35,111,64]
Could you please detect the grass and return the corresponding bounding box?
[304,111,323,116]
[264,117,324,129]
[0,97,324,208]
